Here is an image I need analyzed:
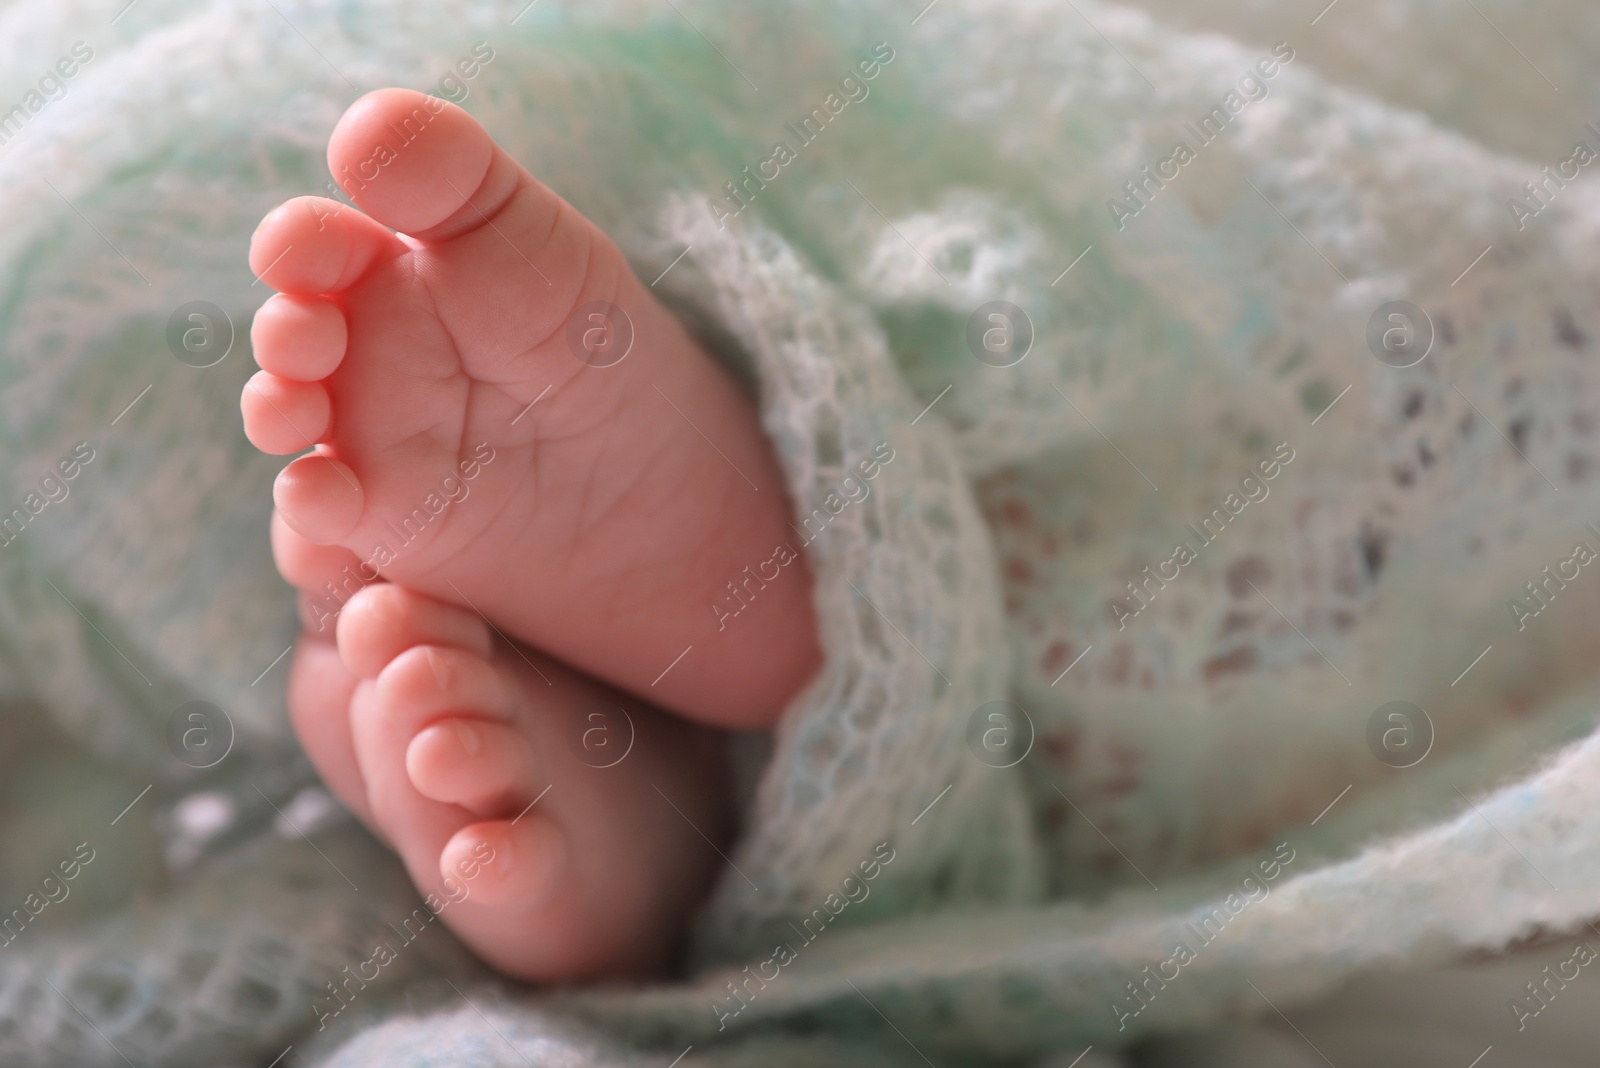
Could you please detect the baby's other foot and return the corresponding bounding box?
[244,88,818,728]
[288,583,731,981]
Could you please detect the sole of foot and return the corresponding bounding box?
[287,584,732,981]
[245,88,818,730]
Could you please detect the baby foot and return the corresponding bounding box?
[286,582,732,981]
[244,88,818,728]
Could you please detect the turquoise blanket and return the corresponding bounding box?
[3,0,1600,1064]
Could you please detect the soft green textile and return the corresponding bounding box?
[2,0,1600,1064]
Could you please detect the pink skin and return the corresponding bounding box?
[288,584,731,981]
[250,88,826,980]
[244,87,820,731]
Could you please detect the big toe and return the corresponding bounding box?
[329,88,515,240]
[337,584,494,679]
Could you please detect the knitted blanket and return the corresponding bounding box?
[2,0,1599,1064]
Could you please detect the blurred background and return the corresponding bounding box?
[2,1,1600,1065]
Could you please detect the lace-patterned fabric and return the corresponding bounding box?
[1,0,1599,1065]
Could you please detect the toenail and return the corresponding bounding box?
[453,718,481,755]
[425,647,454,691]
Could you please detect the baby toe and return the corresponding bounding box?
[249,195,404,295]
[374,645,512,733]
[271,509,376,599]
[327,89,502,239]
[273,452,365,543]
[439,817,564,909]
[242,371,331,454]
[251,294,347,382]
[337,585,493,679]
[406,717,539,811]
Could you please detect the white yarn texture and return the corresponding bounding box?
[0,0,1597,1065]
